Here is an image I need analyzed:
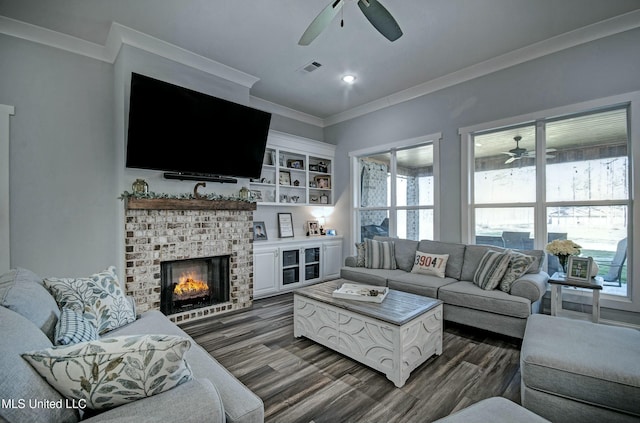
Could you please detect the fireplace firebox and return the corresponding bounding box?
[160,256,230,315]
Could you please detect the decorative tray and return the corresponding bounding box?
[332,283,389,303]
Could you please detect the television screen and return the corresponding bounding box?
[126,73,271,180]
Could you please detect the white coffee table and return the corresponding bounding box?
[293,279,443,387]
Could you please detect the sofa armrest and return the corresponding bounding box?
[510,272,549,303]
[344,256,358,267]
[83,379,224,423]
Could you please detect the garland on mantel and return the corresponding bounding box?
[119,191,254,203]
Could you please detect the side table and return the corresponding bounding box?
[548,272,603,323]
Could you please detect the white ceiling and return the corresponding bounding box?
[1,1,640,124]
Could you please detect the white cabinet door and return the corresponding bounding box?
[253,247,279,298]
[322,240,343,280]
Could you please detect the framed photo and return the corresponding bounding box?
[287,159,304,169]
[250,190,262,201]
[278,213,294,238]
[315,175,331,189]
[309,164,319,172]
[279,171,291,185]
[567,256,592,282]
[326,229,336,236]
[253,221,268,241]
[306,220,321,236]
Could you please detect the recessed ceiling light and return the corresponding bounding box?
[341,74,356,84]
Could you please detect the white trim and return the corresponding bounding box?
[3,10,640,127]
[0,17,259,89]
[459,90,640,314]
[0,104,15,272]
[348,132,442,157]
[324,9,640,126]
[250,96,324,128]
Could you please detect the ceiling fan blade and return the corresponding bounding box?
[298,0,345,46]
[357,0,403,42]
[505,157,517,164]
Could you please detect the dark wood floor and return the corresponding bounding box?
[181,293,522,423]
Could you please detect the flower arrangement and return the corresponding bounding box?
[545,239,582,256]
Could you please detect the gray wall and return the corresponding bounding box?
[326,28,640,255]
[1,34,323,277]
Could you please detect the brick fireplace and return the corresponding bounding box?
[124,198,256,323]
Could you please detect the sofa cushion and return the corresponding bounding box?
[340,266,398,286]
[411,251,449,278]
[22,334,193,411]
[364,238,397,270]
[473,250,512,290]
[0,267,60,341]
[106,310,264,423]
[438,281,532,318]
[522,314,640,417]
[417,240,466,280]
[374,236,419,272]
[499,251,536,292]
[462,245,545,281]
[44,266,136,334]
[387,272,457,299]
[0,306,80,423]
[54,307,100,345]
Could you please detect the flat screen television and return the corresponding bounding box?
[126,72,271,183]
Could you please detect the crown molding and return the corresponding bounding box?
[2,9,639,127]
[0,16,259,89]
[323,9,640,126]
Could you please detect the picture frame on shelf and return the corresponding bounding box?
[279,170,291,185]
[253,221,268,241]
[567,256,592,282]
[320,193,329,204]
[315,175,331,189]
[287,159,304,169]
[250,190,262,201]
[309,195,319,204]
[306,220,321,236]
[318,162,328,173]
[309,164,319,172]
[278,213,294,238]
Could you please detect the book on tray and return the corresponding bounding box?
[332,283,389,303]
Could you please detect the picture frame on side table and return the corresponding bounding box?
[253,221,268,241]
[567,256,592,282]
[278,213,294,238]
[306,220,321,236]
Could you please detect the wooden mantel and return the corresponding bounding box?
[125,197,257,211]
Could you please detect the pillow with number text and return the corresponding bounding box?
[411,251,449,278]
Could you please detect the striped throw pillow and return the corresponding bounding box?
[473,250,512,290]
[365,239,397,270]
[54,307,99,346]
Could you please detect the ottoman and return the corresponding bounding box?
[521,314,640,423]
[433,397,549,423]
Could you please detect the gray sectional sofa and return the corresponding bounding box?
[341,237,549,339]
[0,267,263,423]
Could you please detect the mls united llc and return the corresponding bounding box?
[2,398,86,410]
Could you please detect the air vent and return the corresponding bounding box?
[299,61,322,73]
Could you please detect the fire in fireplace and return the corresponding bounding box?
[160,256,230,315]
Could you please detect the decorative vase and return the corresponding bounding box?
[557,254,569,276]
[132,178,148,194]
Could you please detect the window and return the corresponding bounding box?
[351,134,440,242]
[461,97,635,303]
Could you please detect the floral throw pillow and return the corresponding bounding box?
[354,242,366,267]
[22,334,193,411]
[44,266,135,335]
[499,251,536,293]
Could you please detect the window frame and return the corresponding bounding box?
[460,91,639,314]
[349,132,442,244]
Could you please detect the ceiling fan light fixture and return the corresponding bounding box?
[342,74,356,84]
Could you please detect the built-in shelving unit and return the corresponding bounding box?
[249,131,335,206]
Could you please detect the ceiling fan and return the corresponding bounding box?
[502,136,556,164]
[298,0,403,46]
